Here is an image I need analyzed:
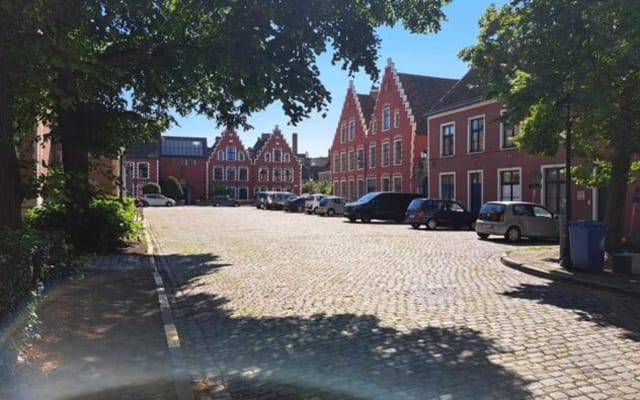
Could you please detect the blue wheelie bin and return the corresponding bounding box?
[568,220,606,271]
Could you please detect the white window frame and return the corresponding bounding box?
[356,146,365,170]
[333,153,339,173]
[393,137,402,165]
[371,120,377,135]
[340,122,347,143]
[265,152,271,162]
[283,153,290,162]
[137,162,150,179]
[466,169,484,211]
[382,106,391,131]
[496,167,523,201]
[393,109,400,128]
[381,175,391,192]
[226,145,236,161]
[341,151,347,172]
[348,118,356,141]
[540,163,567,212]
[333,181,339,196]
[392,174,402,192]
[467,114,485,154]
[273,148,282,162]
[440,122,455,157]
[213,166,224,181]
[381,140,390,167]
[238,151,245,161]
[258,167,269,182]
[272,167,283,182]
[439,172,456,200]
[226,166,237,182]
[238,186,249,200]
[348,149,355,171]
[369,143,376,168]
[500,110,519,150]
[238,167,249,182]
[217,150,224,161]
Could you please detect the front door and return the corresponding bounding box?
[469,172,482,216]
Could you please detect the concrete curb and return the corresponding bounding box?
[144,224,195,400]
[500,254,640,299]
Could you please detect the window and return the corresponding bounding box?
[283,153,290,162]
[440,173,455,200]
[441,123,454,156]
[357,179,365,198]
[341,122,347,143]
[226,145,236,161]
[284,168,293,182]
[544,167,566,214]
[273,148,282,162]
[393,139,402,165]
[381,177,390,191]
[468,117,484,153]
[341,151,347,172]
[265,152,271,162]
[217,151,224,161]
[392,175,402,192]
[238,167,248,181]
[381,141,390,167]
[273,168,282,182]
[238,187,249,200]
[348,149,355,171]
[137,162,149,179]
[357,147,365,170]
[333,153,339,173]
[238,151,245,161]
[369,143,376,168]
[501,123,519,149]
[371,120,377,135]
[366,178,376,193]
[499,169,521,201]
[213,167,223,181]
[341,180,347,199]
[348,119,356,141]
[349,179,356,200]
[382,106,391,131]
[226,167,236,181]
[259,167,269,182]
[393,110,400,128]
[333,181,339,196]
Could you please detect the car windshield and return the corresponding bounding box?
[354,192,378,203]
[478,203,506,221]
[407,199,426,210]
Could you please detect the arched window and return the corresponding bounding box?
[226,146,236,161]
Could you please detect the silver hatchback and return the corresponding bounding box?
[475,201,558,242]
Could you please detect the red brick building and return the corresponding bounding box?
[207,129,253,200]
[123,141,160,197]
[329,59,457,200]
[159,136,209,204]
[426,69,598,219]
[249,127,302,196]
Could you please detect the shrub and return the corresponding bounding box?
[142,182,161,194]
[25,197,142,253]
[162,176,184,200]
[0,227,80,324]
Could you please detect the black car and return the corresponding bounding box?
[343,192,422,223]
[283,196,306,212]
[405,198,475,230]
[212,195,240,207]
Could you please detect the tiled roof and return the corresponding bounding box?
[357,94,376,126]
[125,140,160,158]
[427,69,483,116]
[397,73,458,133]
[160,136,208,158]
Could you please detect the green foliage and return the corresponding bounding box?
[301,180,332,194]
[161,176,183,200]
[25,197,142,253]
[0,227,80,324]
[142,182,161,194]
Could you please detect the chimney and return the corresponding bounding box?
[370,85,379,98]
[292,133,298,155]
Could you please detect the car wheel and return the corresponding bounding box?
[348,217,357,222]
[361,213,372,223]
[477,232,489,240]
[327,209,335,217]
[426,218,438,230]
[312,207,318,215]
[505,226,521,242]
[258,203,265,209]
[165,201,173,207]
[411,223,421,229]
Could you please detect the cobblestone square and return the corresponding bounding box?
[147,207,640,399]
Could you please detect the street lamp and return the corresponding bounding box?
[420,149,429,196]
[560,94,572,268]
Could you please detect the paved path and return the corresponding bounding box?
[147,206,640,399]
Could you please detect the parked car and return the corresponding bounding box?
[305,194,327,214]
[344,192,422,223]
[212,195,240,207]
[265,191,296,210]
[255,191,270,209]
[316,196,347,216]
[405,198,475,230]
[142,193,176,207]
[283,196,307,212]
[475,201,559,242]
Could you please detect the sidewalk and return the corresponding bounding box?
[1,253,177,400]
[501,245,640,298]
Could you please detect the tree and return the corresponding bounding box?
[161,177,183,201]
[142,183,161,195]
[1,0,451,229]
[462,0,640,251]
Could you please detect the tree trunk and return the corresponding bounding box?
[59,109,91,213]
[604,149,632,252]
[0,69,23,228]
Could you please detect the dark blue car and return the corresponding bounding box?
[405,198,475,230]
[283,196,307,212]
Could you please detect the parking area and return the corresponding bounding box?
[147,206,640,399]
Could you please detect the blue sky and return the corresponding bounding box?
[167,1,506,157]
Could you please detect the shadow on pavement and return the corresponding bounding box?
[503,282,640,342]
[158,253,533,399]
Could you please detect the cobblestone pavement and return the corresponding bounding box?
[146,206,640,400]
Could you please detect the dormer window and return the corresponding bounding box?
[273,148,282,162]
[226,145,236,161]
[265,152,271,162]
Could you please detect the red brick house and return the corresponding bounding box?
[329,59,457,201]
[207,129,253,200]
[123,141,160,197]
[249,127,302,195]
[159,136,209,204]
[426,69,598,219]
